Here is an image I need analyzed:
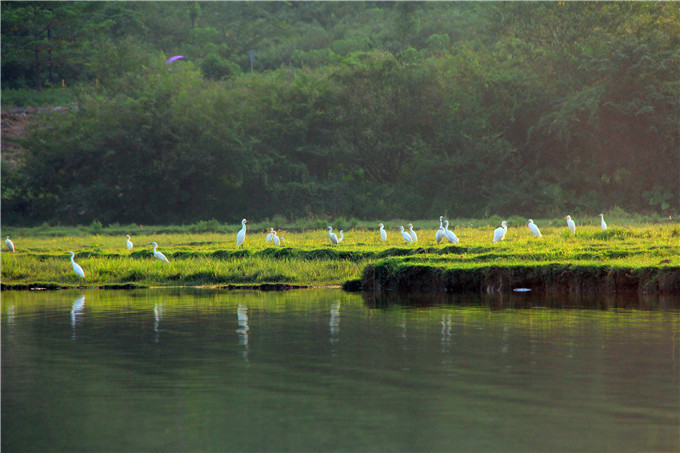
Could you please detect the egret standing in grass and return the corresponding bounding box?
[436,227,445,244]
[407,223,418,243]
[436,216,445,244]
[493,221,508,243]
[68,252,85,278]
[399,226,414,244]
[150,242,170,262]
[444,220,459,244]
[378,223,387,242]
[527,219,542,238]
[327,226,339,245]
[599,213,607,230]
[266,228,274,242]
[337,230,344,243]
[126,235,133,250]
[236,219,247,248]
[565,215,576,234]
[6,236,15,252]
[273,230,281,246]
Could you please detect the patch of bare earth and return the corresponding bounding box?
[1,109,32,170]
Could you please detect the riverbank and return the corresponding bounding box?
[1,224,678,294]
[359,260,680,295]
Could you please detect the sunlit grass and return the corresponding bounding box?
[1,223,678,288]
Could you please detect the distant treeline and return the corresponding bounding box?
[2,2,678,225]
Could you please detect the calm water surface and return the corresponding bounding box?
[2,289,678,452]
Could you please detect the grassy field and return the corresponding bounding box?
[1,219,679,289]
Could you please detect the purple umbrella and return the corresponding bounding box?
[164,56,184,64]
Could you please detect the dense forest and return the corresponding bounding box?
[2,1,678,225]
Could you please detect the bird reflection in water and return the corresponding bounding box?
[329,301,341,349]
[441,313,452,351]
[237,304,249,362]
[441,313,453,368]
[5,304,16,340]
[6,303,15,326]
[154,302,165,343]
[71,295,85,339]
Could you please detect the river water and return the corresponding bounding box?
[2,289,678,452]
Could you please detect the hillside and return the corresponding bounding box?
[2,2,678,226]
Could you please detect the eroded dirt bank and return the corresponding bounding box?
[360,263,680,296]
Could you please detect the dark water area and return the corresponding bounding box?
[2,289,679,452]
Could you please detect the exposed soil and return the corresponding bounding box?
[360,263,680,296]
[1,106,73,169]
[1,108,32,169]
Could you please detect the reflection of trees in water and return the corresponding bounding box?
[362,290,677,310]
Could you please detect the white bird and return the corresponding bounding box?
[527,219,542,238]
[435,216,444,244]
[266,228,274,242]
[273,230,281,246]
[6,236,15,252]
[599,213,607,230]
[399,226,414,243]
[407,223,418,242]
[444,220,459,243]
[327,226,339,245]
[565,215,576,234]
[436,227,445,244]
[236,218,247,247]
[337,230,344,243]
[378,223,387,242]
[493,221,508,243]
[126,235,133,249]
[68,252,85,278]
[150,242,170,262]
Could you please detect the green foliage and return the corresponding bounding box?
[88,220,103,234]
[2,2,678,226]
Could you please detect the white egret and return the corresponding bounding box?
[399,226,414,243]
[493,221,508,243]
[599,213,607,230]
[527,219,542,238]
[407,223,418,242]
[126,235,133,250]
[150,242,170,262]
[444,220,459,244]
[435,216,444,244]
[378,223,387,242]
[273,230,281,246]
[6,236,15,252]
[436,227,445,244]
[68,252,85,278]
[565,215,576,234]
[236,219,248,247]
[337,230,344,243]
[327,226,339,245]
[266,228,274,242]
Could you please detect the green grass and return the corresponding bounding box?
[1,222,679,289]
[3,212,677,237]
